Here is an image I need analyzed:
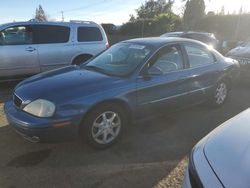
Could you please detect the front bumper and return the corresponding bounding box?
[229,56,250,79]
[4,101,83,143]
[182,138,224,188]
[182,167,192,188]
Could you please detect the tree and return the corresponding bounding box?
[35,5,47,21]
[129,14,136,22]
[239,6,243,15]
[130,0,174,20]
[101,23,117,35]
[120,13,182,36]
[219,6,225,15]
[183,0,205,30]
[120,0,181,37]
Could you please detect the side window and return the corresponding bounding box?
[0,25,33,45]
[150,45,184,74]
[77,27,103,42]
[36,25,70,44]
[184,44,215,68]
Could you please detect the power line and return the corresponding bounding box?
[51,0,108,16]
[64,0,126,18]
[73,4,128,17]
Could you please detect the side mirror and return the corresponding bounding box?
[148,66,163,76]
[141,66,163,80]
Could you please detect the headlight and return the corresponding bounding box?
[23,99,55,117]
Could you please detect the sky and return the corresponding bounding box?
[0,0,250,25]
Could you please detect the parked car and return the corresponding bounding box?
[0,20,109,82]
[182,108,250,188]
[161,31,219,49]
[4,37,239,148]
[226,39,250,78]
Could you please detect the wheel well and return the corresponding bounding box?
[79,99,132,131]
[219,76,232,89]
[72,54,93,65]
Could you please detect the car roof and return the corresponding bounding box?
[0,20,99,28]
[162,31,215,38]
[123,37,202,48]
[185,31,213,35]
[162,31,184,35]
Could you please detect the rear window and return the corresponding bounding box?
[77,27,103,42]
[184,43,215,68]
[36,25,70,44]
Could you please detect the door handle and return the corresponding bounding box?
[177,75,199,83]
[25,47,36,52]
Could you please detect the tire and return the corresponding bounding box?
[211,80,229,107]
[81,103,126,149]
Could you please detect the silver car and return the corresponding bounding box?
[182,108,250,188]
[226,40,250,79]
[0,20,109,81]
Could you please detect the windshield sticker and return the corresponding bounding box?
[129,44,146,50]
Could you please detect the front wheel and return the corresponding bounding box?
[211,81,229,107]
[81,104,125,149]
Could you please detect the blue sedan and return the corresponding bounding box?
[4,37,240,148]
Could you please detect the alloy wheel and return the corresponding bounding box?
[91,111,121,145]
[215,83,228,105]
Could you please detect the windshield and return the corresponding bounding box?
[84,43,152,76]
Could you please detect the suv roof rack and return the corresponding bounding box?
[70,20,95,24]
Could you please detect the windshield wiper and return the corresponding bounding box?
[83,65,114,76]
[84,65,103,72]
[83,65,120,77]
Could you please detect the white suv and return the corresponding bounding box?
[0,20,109,81]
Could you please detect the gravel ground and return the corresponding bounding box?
[155,158,188,188]
[0,104,7,126]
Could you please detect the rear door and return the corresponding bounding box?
[0,25,40,79]
[34,24,74,72]
[181,42,221,101]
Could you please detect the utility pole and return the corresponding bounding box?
[61,11,64,22]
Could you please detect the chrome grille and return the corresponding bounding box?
[232,57,250,65]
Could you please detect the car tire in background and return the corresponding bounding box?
[81,103,126,149]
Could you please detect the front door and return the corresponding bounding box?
[0,25,40,80]
[136,44,190,118]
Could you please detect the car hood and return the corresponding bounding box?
[15,66,124,103]
[227,46,250,59]
[204,108,250,188]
